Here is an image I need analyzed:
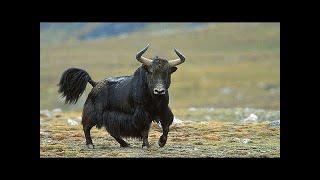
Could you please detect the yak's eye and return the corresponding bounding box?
[143,65,153,74]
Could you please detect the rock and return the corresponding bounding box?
[188,107,197,111]
[52,108,62,117]
[207,107,215,112]
[220,87,233,94]
[242,113,258,123]
[173,117,183,125]
[52,108,62,114]
[40,109,51,118]
[241,138,251,144]
[269,120,280,128]
[233,138,241,142]
[157,122,162,128]
[204,115,211,120]
[233,137,251,144]
[67,119,79,126]
[188,107,214,112]
[75,116,82,121]
[257,82,278,90]
[40,131,50,137]
[160,117,183,128]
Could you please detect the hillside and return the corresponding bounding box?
[40,23,209,44]
[40,23,280,111]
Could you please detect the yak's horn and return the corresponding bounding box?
[136,44,153,66]
[169,48,185,66]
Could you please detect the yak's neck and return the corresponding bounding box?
[131,67,169,110]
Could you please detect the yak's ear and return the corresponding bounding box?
[170,67,178,74]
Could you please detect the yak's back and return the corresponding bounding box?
[87,75,134,113]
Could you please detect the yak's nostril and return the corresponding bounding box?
[154,89,165,95]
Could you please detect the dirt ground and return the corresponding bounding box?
[40,110,280,158]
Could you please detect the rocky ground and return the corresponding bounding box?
[40,108,280,158]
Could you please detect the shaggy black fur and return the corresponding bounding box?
[58,58,177,148]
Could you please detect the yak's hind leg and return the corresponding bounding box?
[111,135,130,147]
[141,129,150,148]
[82,116,97,149]
[103,111,131,148]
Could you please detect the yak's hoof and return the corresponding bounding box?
[120,143,130,148]
[86,144,95,149]
[158,136,167,147]
[142,143,150,149]
[158,141,166,147]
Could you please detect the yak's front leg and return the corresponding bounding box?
[158,107,174,147]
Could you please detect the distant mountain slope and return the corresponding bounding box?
[40,23,209,44]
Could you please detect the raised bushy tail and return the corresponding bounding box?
[58,68,97,104]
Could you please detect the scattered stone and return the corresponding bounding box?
[268,120,280,128]
[269,88,280,94]
[257,82,279,90]
[188,107,197,111]
[67,119,79,126]
[52,108,62,113]
[242,113,258,123]
[188,107,215,112]
[172,117,183,125]
[51,108,62,117]
[242,139,251,144]
[207,107,215,112]
[40,131,50,137]
[156,122,162,128]
[220,87,233,94]
[204,115,211,120]
[233,138,241,142]
[200,121,209,125]
[40,109,51,118]
[75,116,82,121]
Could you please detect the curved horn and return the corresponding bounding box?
[169,48,186,67]
[136,44,153,66]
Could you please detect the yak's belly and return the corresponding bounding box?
[102,110,151,138]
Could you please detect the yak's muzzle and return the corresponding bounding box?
[153,87,166,95]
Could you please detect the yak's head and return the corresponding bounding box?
[136,44,185,96]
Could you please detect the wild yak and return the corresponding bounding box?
[58,44,185,148]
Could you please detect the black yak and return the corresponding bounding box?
[58,44,185,148]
